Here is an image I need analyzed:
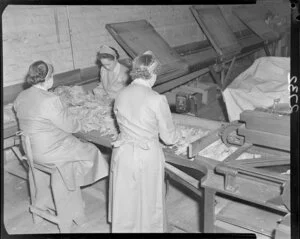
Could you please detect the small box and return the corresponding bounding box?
[176,91,191,113]
[175,91,203,115]
[180,83,217,105]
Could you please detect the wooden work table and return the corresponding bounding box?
[76,110,290,236]
[74,117,290,235]
[73,112,223,187]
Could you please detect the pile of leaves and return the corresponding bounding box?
[198,139,261,161]
[53,85,118,138]
[169,124,210,156]
[53,85,214,153]
[4,103,17,125]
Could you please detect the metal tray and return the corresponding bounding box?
[190,6,242,59]
[105,20,189,85]
[233,6,280,43]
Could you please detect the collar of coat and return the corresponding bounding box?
[33,84,48,91]
[102,61,120,75]
[132,78,152,88]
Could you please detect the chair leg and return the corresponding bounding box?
[28,169,59,226]
[73,214,87,226]
[165,173,170,197]
[32,213,43,224]
[58,221,73,233]
[51,172,73,233]
[34,170,54,210]
[28,171,43,224]
[51,172,86,232]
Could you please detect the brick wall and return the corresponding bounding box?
[2,3,288,87]
[2,5,205,87]
[2,6,74,86]
[67,5,206,69]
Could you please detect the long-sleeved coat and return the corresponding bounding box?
[14,86,109,191]
[108,79,179,233]
[94,62,129,99]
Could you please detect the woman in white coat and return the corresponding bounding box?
[94,45,129,99]
[14,61,109,221]
[109,51,180,232]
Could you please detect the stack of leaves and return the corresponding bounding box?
[198,139,260,162]
[53,85,118,137]
[4,103,17,126]
[53,85,215,153]
[170,124,211,156]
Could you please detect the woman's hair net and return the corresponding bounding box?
[130,51,161,80]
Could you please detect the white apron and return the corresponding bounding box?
[108,80,178,232]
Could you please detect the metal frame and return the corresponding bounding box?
[190,5,274,91]
[190,6,242,59]
[74,120,290,235]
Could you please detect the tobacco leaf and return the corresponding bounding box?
[53,85,118,136]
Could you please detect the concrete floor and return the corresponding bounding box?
[3,168,202,234]
[2,167,274,237]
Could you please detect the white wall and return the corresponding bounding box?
[2,5,204,86]
[2,2,289,87]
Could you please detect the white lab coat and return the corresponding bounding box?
[108,79,178,232]
[94,62,129,99]
[14,87,109,191]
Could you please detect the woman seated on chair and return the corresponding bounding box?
[14,61,109,206]
[94,45,130,99]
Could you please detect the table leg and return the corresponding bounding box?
[264,44,271,56]
[203,187,215,233]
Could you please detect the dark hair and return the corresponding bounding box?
[130,54,161,80]
[25,61,53,86]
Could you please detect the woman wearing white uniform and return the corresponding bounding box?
[94,45,129,99]
[108,51,180,232]
[14,61,109,223]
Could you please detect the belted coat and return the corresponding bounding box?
[14,86,109,191]
[108,79,179,232]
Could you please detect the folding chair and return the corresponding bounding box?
[18,131,86,233]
